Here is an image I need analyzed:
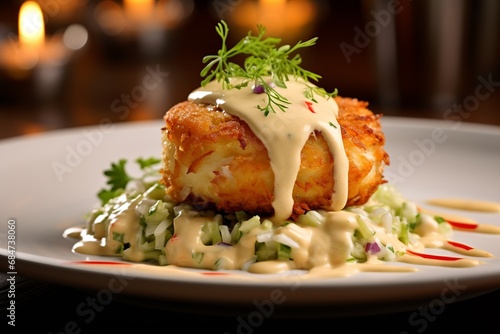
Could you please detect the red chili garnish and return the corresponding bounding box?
[446,220,478,230]
[305,101,315,113]
[446,240,474,251]
[416,207,479,230]
[406,249,462,261]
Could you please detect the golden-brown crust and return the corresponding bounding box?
[160,97,389,219]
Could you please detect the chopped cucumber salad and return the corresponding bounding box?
[83,157,451,270]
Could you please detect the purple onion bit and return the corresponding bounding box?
[253,84,265,94]
[253,82,276,94]
[365,242,381,254]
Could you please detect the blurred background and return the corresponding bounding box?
[0,0,499,140]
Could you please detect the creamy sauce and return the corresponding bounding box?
[419,207,500,234]
[397,254,482,268]
[442,241,492,258]
[72,194,146,262]
[63,226,84,239]
[305,260,417,279]
[427,198,500,213]
[65,197,499,276]
[188,78,348,223]
[64,77,500,278]
[289,211,357,268]
[248,211,358,273]
[472,224,500,234]
[165,210,260,270]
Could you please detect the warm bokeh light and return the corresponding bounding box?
[18,1,45,50]
[124,0,154,24]
[156,0,195,29]
[15,1,46,69]
[63,24,89,51]
[227,0,318,41]
[94,0,194,37]
[94,1,125,36]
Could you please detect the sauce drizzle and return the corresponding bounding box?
[65,75,500,278]
[427,198,500,213]
[188,78,349,223]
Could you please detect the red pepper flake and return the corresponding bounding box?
[406,249,462,261]
[305,101,315,113]
[73,260,131,265]
[446,240,474,251]
[446,220,478,230]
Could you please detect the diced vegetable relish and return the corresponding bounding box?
[82,158,452,271]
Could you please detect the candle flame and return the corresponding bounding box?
[19,1,45,49]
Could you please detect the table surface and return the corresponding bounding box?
[1,273,499,333]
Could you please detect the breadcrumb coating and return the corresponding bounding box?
[160,96,389,220]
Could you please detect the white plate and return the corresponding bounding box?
[1,117,499,316]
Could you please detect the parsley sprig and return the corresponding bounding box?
[97,157,161,205]
[200,20,337,116]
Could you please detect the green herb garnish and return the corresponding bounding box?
[97,157,161,205]
[328,121,337,129]
[136,157,161,169]
[103,159,131,191]
[434,216,447,224]
[200,20,337,116]
[304,85,338,103]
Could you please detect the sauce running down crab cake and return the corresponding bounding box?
[160,91,389,223]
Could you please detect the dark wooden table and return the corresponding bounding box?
[1,272,500,333]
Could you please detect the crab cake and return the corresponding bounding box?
[160,96,389,220]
